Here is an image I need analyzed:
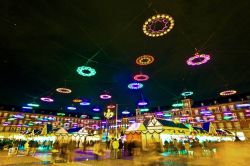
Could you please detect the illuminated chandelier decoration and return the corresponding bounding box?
[40,97,54,102]
[220,90,237,96]
[104,108,114,119]
[134,73,149,82]
[72,98,82,103]
[143,14,174,37]
[186,53,211,66]
[56,87,72,94]
[128,82,143,89]
[181,91,194,97]
[136,55,154,66]
[76,65,96,77]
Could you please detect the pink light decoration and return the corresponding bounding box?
[107,104,115,109]
[245,110,250,113]
[40,97,54,102]
[134,74,149,81]
[187,53,211,66]
[100,94,112,99]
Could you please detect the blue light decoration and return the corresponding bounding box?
[22,106,33,109]
[93,107,100,112]
[138,101,148,106]
[181,91,193,97]
[67,106,76,110]
[80,101,91,106]
[236,103,250,108]
[27,103,40,107]
[122,110,130,115]
[128,82,143,89]
[140,108,149,112]
[76,65,96,77]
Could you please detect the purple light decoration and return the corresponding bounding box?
[200,110,212,114]
[187,53,211,66]
[100,94,112,99]
[80,101,91,106]
[138,101,148,106]
[129,120,135,123]
[101,121,106,124]
[40,97,54,102]
[93,107,100,112]
[236,103,250,108]
[13,114,24,119]
[245,114,250,117]
[128,83,143,89]
[223,112,233,115]
[156,112,163,116]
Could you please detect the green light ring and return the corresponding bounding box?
[181,91,193,97]
[76,66,96,77]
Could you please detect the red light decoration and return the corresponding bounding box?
[134,73,149,82]
[136,55,154,66]
[186,53,210,66]
[56,87,72,94]
[220,90,237,96]
[107,104,116,109]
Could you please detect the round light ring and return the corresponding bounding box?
[100,94,112,99]
[128,83,143,89]
[181,91,193,97]
[40,97,54,102]
[56,88,72,94]
[73,98,82,103]
[138,101,148,106]
[76,65,96,77]
[187,53,211,66]
[93,107,100,112]
[220,90,237,96]
[143,14,174,37]
[67,106,76,110]
[80,101,91,106]
[122,110,130,115]
[136,55,154,66]
[134,74,149,81]
[107,104,116,109]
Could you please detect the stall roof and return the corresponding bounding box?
[157,119,189,129]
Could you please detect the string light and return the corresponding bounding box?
[220,90,237,96]
[143,14,174,37]
[187,53,210,66]
[133,73,149,81]
[76,65,96,77]
[56,88,72,94]
[40,97,54,102]
[136,55,154,65]
[128,82,143,89]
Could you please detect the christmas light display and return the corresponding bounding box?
[136,55,154,65]
[73,98,82,103]
[27,103,40,107]
[128,82,143,89]
[138,101,148,106]
[56,87,72,94]
[181,91,193,97]
[133,73,149,81]
[143,14,174,37]
[186,53,211,66]
[76,65,96,77]
[220,90,237,96]
[67,106,76,110]
[122,110,130,115]
[40,97,54,102]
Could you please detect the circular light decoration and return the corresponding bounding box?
[93,107,100,112]
[40,97,54,103]
[67,106,76,110]
[76,65,96,77]
[22,106,33,110]
[107,104,115,109]
[134,73,149,82]
[128,82,143,90]
[186,53,211,66]
[138,101,148,106]
[56,88,72,94]
[220,90,237,96]
[100,93,112,100]
[136,55,154,66]
[80,101,91,106]
[73,98,82,103]
[181,91,194,97]
[143,14,174,37]
[27,103,40,107]
[122,110,130,115]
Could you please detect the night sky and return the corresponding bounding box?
[0,0,250,117]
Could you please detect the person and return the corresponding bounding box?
[112,139,119,159]
[67,140,75,162]
[93,141,101,160]
[118,139,123,159]
[31,140,39,156]
[51,141,60,164]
